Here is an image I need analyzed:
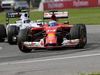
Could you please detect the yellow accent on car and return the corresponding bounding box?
[74,40,77,42]
[48,33,55,37]
[11,3,14,6]
[25,42,28,45]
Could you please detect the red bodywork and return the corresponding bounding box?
[29,24,74,48]
[21,11,81,49]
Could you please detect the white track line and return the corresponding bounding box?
[0,53,100,66]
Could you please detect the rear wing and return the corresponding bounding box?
[6,11,29,25]
[43,12,69,19]
[43,11,69,25]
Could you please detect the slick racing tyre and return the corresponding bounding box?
[0,24,6,42]
[57,34,63,46]
[75,24,87,44]
[8,26,18,44]
[18,29,32,53]
[70,25,87,48]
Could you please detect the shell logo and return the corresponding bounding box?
[48,33,55,37]
[48,33,55,40]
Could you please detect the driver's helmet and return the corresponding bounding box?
[24,17,31,23]
[48,20,57,26]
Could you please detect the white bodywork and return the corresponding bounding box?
[6,13,44,34]
[43,12,68,19]
[23,38,79,48]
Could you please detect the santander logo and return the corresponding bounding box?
[48,3,64,9]
[73,0,89,7]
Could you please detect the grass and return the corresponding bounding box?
[74,72,100,75]
[1,7,100,27]
[30,6,38,9]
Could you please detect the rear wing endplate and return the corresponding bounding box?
[43,12,69,19]
[6,11,29,25]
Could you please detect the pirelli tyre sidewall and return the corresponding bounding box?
[75,24,87,45]
[18,29,32,53]
[0,24,6,42]
[8,26,17,44]
[70,25,87,48]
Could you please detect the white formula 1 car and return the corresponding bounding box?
[0,11,45,44]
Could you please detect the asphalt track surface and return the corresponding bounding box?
[0,25,100,75]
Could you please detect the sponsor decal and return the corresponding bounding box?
[48,33,55,37]
[48,33,55,40]
[73,0,89,7]
[98,0,100,5]
[48,3,64,9]
[49,41,52,44]
[44,0,100,10]
[47,30,56,32]
[68,41,73,44]
[40,41,44,46]
[30,43,36,46]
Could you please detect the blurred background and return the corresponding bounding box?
[0,0,99,12]
[0,0,100,26]
[0,0,100,11]
[0,0,41,12]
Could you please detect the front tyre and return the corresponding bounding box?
[70,25,87,48]
[18,29,32,53]
[75,24,87,44]
[57,34,63,46]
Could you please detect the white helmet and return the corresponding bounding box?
[24,17,31,23]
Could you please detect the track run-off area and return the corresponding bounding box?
[0,25,100,75]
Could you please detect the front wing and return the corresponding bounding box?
[21,39,80,49]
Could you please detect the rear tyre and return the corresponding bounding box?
[18,29,32,53]
[8,26,17,44]
[70,25,87,48]
[0,24,6,42]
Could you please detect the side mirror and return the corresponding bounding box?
[63,22,69,25]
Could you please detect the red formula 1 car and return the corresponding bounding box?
[18,10,87,53]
